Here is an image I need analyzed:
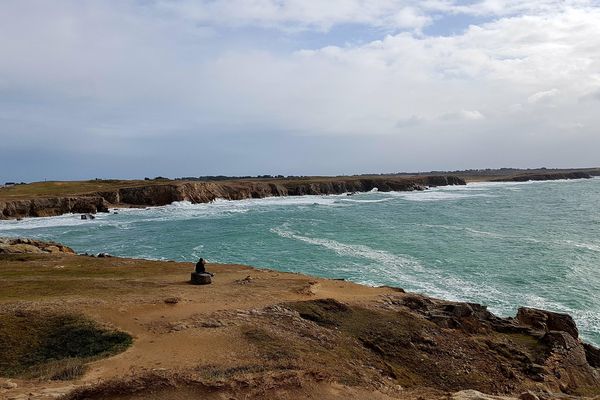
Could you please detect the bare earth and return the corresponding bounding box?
[0,242,599,400]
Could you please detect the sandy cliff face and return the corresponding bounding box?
[0,176,465,219]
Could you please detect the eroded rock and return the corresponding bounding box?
[0,238,75,254]
[516,308,579,339]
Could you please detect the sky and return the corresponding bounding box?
[1,0,600,182]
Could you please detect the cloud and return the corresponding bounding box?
[579,88,600,102]
[1,1,600,180]
[438,110,486,121]
[153,1,600,32]
[528,89,559,104]
[156,0,433,31]
[396,115,424,128]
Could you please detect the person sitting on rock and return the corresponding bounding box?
[195,258,214,276]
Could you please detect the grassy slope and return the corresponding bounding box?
[0,180,164,200]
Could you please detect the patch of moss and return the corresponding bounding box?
[242,327,297,361]
[0,312,132,380]
[286,298,352,327]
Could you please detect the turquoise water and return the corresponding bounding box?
[2,178,600,346]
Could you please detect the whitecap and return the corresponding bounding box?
[558,240,600,253]
[336,197,393,204]
[270,225,424,270]
[0,213,113,231]
[388,190,493,202]
[269,224,507,306]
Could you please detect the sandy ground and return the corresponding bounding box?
[1,254,598,400]
[0,255,401,399]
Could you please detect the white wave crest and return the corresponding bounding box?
[388,190,493,202]
[0,213,112,231]
[271,225,424,270]
[336,197,393,204]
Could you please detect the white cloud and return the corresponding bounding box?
[528,89,559,104]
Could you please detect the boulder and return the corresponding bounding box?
[452,390,513,399]
[191,272,212,285]
[0,380,17,389]
[0,238,76,254]
[45,245,62,253]
[1,243,43,254]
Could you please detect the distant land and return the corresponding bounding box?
[0,167,598,220]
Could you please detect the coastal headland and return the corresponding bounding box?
[1,168,599,220]
[0,239,599,400]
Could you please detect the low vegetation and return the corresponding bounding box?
[0,311,132,380]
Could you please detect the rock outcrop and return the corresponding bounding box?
[0,237,75,254]
[0,176,465,220]
[516,307,579,339]
[381,294,600,396]
[492,172,592,182]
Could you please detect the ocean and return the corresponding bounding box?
[2,178,599,346]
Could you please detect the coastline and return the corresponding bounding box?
[0,175,465,220]
[0,170,597,221]
[1,240,599,400]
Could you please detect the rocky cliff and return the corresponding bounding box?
[491,171,593,182]
[0,176,465,220]
[1,248,599,399]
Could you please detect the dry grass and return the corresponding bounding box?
[0,254,188,301]
[0,179,165,200]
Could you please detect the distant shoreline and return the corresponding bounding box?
[0,169,597,220]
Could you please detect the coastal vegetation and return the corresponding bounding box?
[0,312,131,380]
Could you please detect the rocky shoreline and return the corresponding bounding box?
[491,171,593,182]
[0,238,599,399]
[0,175,465,220]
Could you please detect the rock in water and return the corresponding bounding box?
[191,272,212,285]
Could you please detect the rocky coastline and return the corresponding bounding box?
[491,171,594,182]
[2,170,598,221]
[0,238,599,399]
[0,175,465,220]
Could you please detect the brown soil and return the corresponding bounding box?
[0,252,599,400]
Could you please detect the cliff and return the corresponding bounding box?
[0,176,465,220]
[491,171,593,182]
[1,247,599,400]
